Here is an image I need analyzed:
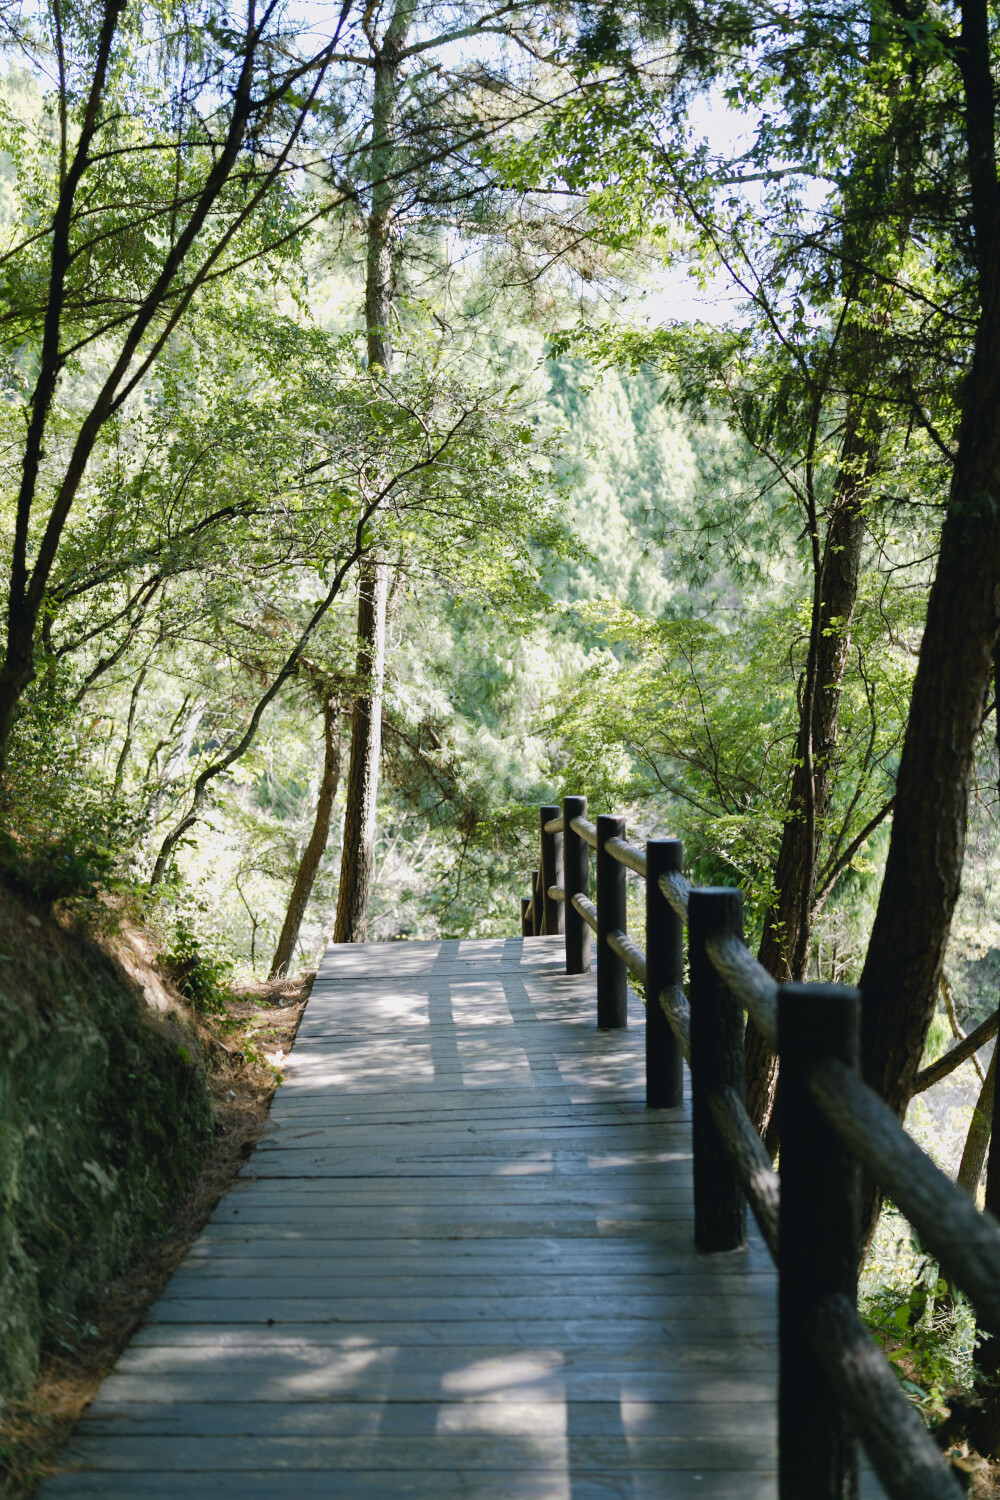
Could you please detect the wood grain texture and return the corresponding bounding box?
[689,890,748,1253]
[708,1085,780,1261]
[778,985,862,1500]
[705,931,779,1051]
[38,935,885,1499]
[645,838,685,1109]
[811,1295,963,1500]
[811,1057,1000,1336]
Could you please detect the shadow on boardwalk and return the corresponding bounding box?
[39,936,885,1498]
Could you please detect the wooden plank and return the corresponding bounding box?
[164,1269,778,1294]
[38,936,882,1499]
[125,1320,779,1356]
[115,1336,779,1372]
[81,1400,775,1437]
[89,1370,779,1404]
[37,1472,789,1499]
[146,1296,780,1326]
[49,1431,783,1470]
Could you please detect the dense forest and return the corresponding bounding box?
[3,0,1000,1483]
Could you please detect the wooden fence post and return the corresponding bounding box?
[778,982,861,1500]
[520,897,531,936]
[531,870,542,935]
[978,1002,1000,1452]
[645,838,684,1109]
[596,813,628,1029]
[688,887,746,1252]
[540,804,564,937]
[563,794,590,974]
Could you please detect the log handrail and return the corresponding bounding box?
[569,813,597,848]
[606,926,647,984]
[571,891,598,933]
[604,834,647,877]
[519,796,981,1500]
[658,869,691,921]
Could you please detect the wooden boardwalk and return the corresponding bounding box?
[41,936,886,1497]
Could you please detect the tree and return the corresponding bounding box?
[315,0,619,940]
[0,0,355,778]
[270,680,343,976]
[854,0,1000,1175]
[333,558,388,940]
[513,0,997,1168]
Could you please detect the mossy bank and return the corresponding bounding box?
[0,890,212,1411]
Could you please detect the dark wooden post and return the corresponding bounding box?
[645,838,684,1109]
[540,804,564,937]
[563,794,590,974]
[688,887,746,1252]
[977,1003,1000,1451]
[520,897,531,936]
[778,982,861,1500]
[596,813,628,1029]
[530,870,543,935]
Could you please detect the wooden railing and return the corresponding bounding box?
[521,796,997,1500]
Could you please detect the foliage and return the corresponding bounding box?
[545,590,911,948]
[160,918,234,1016]
[0,829,115,909]
[862,1209,981,1425]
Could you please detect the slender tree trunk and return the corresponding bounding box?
[746,40,924,1142]
[270,693,342,977]
[112,658,149,804]
[144,699,205,842]
[956,1042,997,1194]
[334,560,389,942]
[333,0,413,940]
[746,420,871,1134]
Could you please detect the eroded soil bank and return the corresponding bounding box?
[0,887,311,1495]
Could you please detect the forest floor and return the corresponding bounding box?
[0,969,314,1499]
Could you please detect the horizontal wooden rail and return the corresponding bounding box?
[658,984,691,1065]
[811,1295,964,1500]
[548,884,566,903]
[569,813,597,849]
[607,928,647,984]
[658,869,691,921]
[571,891,598,933]
[912,1009,999,1094]
[708,1085,780,1260]
[811,1058,1000,1337]
[705,930,779,1050]
[604,835,647,877]
[544,813,564,835]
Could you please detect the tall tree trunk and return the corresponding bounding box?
[859,46,1000,1238]
[333,0,413,941]
[746,56,917,1139]
[270,692,342,977]
[334,560,389,942]
[746,418,872,1134]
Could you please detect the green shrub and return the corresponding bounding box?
[161,920,233,1014]
[862,1210,981,1423]
[0,831,115,908]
